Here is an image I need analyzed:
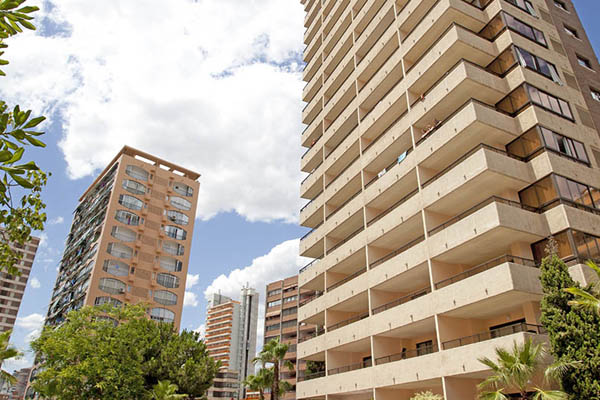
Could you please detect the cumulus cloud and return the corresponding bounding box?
[194,324,206,339]
[48,216,64,225]
[184,291,199,307]
[29,277,41,289]
[186,274,200,290]
[0,0,306,223]
[15,313,44,331]
[203,239,307,351]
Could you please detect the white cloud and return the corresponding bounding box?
[15,313,44,331]
[186,274,200,290]
[194,324,206,339]
[29,277,41,289]
[48,216,64,225]
[203,239,307,354]
[0,0,306,223]
[184,291,199,307]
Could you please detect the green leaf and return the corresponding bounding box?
[24,136,45,147]
[16,6,39,13]
[17,19,34,30]
[0,151,11,163]
[23,115,45,129]
[10,173,32,188]
[7,147,23,163]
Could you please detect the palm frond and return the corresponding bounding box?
[532,387,569,400]
[544,360,582,382]
[478,390,509,400]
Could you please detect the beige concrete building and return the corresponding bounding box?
[206,288,259,400]
[264,275,316,400]
[45,146,200,329]
[296,0,600,398]
[0,236,39,334]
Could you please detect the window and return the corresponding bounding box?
[103,260,130,277]
[266,323,280,331]
[267,299,282,308]
[164,225,187,240]
[118,194,144,211]
[283,295,297,303]
[163,241,184,256]
[158,256,183,272]
[496,84,573,120]
[577,55,593,70]
[154,290,178,306]
[111,226,136,242]
[150,307,175,323]
[540,126,589,163]
[169,196,192,211]
[416,340,434,356]
[115,210,141,226]
[281,320,297,329]
[268,288,282,297]
[564,25,579,39]
[94,296,123,307]
[505,0,537,17]
[592,89,600,102]
[125,165,149,181]
[515,46,562,84]
[157,273,180,289]
[519,174,599,211]
[282,306,297,316]
[554,0,568,12]
[173,182,194,197]
[122,179,147,195]
[107,243,133,259]
[504,12,546,46]
[532,229,600,264]
[98,278,126,295]
[166,210,189,225]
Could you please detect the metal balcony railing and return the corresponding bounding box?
[442,323,547,350]
[372,286,431,315]
[375,343,439,366]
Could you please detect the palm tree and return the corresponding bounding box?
[410,390,443,400]
[243,368,273,400]
[0,330,21,384]
[477,339,568,400]
[149,380,186,400]
[564,260,600,315]
[253,338,294,400]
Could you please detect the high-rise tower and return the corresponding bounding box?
[297,0,600,398]
[205,287,259,400]
[45,146,200,330]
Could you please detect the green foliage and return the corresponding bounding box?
[0,330,21,384]
[243,368,273,400]
[30,304,218,400]
[409,390,443,400]
[149,381,186,400]
[540,254,600,398]
[564,260,600,315]
[304,360,325,376]
[0,0,48,276]
[477,339,567,400]
[252,338,294,400]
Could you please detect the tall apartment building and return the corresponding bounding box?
[264,275,316,400]
[206,288,259,400]
[0,236,39,333]
[45,146,200,329]
[296,0,600,398]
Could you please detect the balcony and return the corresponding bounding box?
[299,191,324,229]
[300,163,324,200]
[442,322,546,350]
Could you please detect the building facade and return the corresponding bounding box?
[45,146,200,329]
[206,288,259,400]
[264,275,316,400]
[0,236,39,334]
[296,0,600,398]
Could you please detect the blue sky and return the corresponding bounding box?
[1,0,600,371]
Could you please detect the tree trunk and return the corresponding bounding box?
[259,389,264,400]
[272,361,280,400]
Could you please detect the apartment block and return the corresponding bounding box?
[206,288,259,400]
[0,236,39,334]
[296,0,600,398]
[264,275,316,400]
[44,146,200,329]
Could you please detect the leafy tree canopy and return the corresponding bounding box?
[31,304,219,400]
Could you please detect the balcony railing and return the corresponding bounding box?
[300,220,324,242]
[324,154,360,189]
[364,148,413,190]
[326,188,362,220]
[327,311,369,332]
[366,187,419,227]
[375,343,439,366]
[297,370,325,382]
[298,326,325,343]
[428,196,538,237]
[327,266,367,292]
[372,286,431,315]
[326,226,364,254]
[299,291,324,307]
[434,254,537,289]
[328,358,372,376]
[300,190,323,214]
[442,323,547,350]
[299,258,321,274]
[370,235,426,269]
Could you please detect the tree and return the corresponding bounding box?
[149,381,186,400]
[410,390,443,400]
[0,330,21,384]
[30,304,218,400]
[0,0,49,275]
[253,338,294,400]
[477,339,567,400]
[564,260,600,315]
[243,367,273,400]
[540,253,600,398]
